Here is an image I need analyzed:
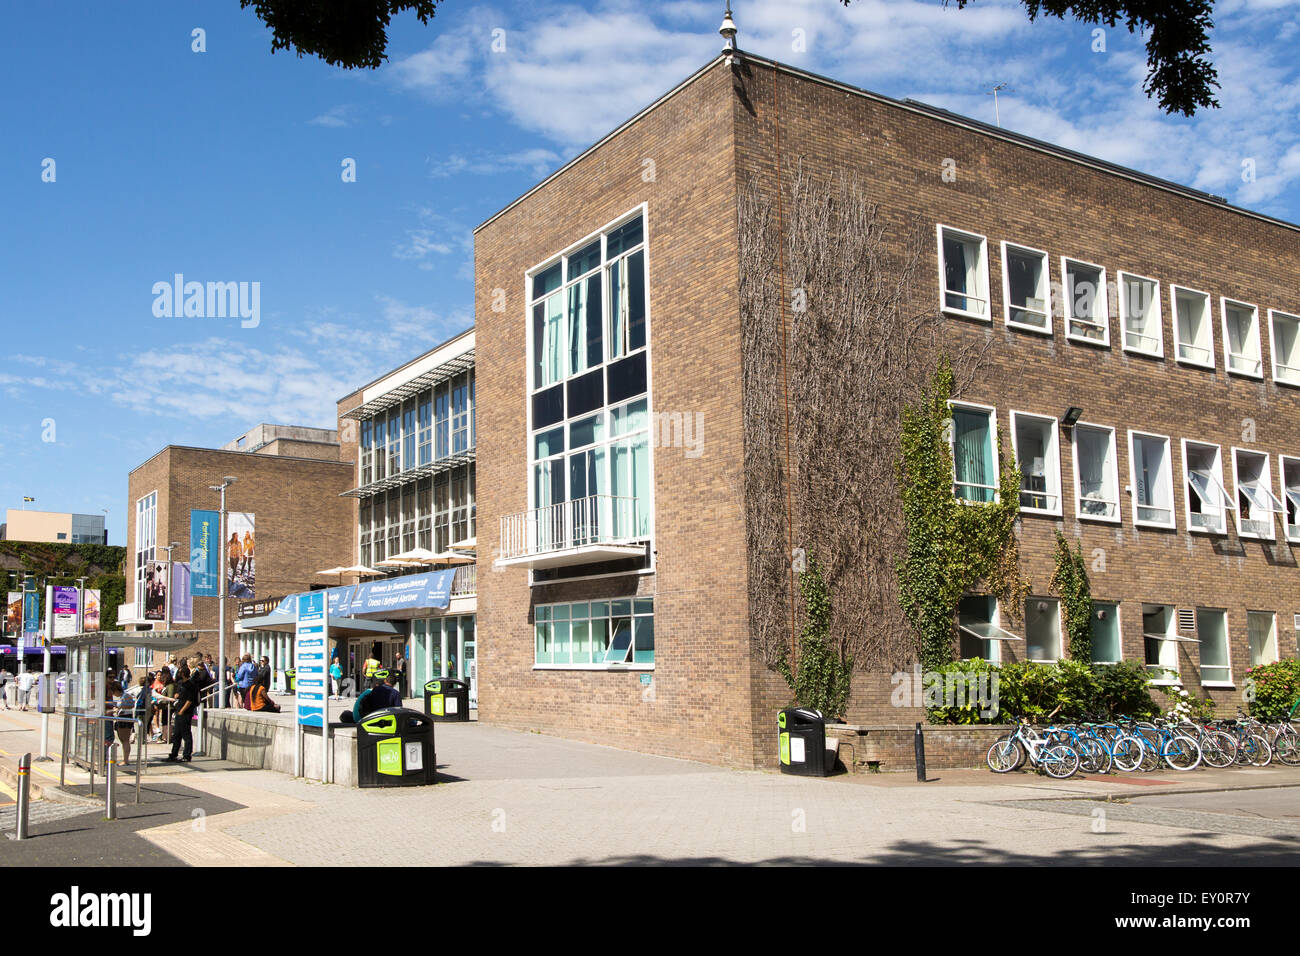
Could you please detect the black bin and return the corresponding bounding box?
[355,707,436,788]
[424,678,470,722]
[778,707,834,776]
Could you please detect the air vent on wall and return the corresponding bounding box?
[1177,608,1196,632]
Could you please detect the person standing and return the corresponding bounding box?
[255,656,271,691]
[235,653,256,708]
[392,652,408,700]
[363,649,381,690]
[164,662,200,762]
[242,531,255,577]
[227,532,242,585]
[329,659,342,700]
[16,669,34,711]
[0,669,11,709]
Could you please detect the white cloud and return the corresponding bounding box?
[308,105,356,128]
[427,147,566,179]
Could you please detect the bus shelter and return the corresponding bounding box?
[63,629,211,772]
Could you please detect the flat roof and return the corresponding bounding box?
[475,51,1300,238]
[336,324,475,407]
[128,443,353,479]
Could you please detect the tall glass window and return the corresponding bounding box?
[951,404,996,503]
[1090,602,1121,663]
[402,401,416,473]
[418,390,432,466]
[1197,608,1231,685]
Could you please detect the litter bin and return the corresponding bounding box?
[778,707,836,776]
[355,707,436,788]
[284,668,296,693]
[424,678,470,722]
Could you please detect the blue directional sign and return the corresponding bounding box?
[295,592,329,728]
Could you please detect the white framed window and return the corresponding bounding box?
[1171,285,1214,368]
[1001,242,1051,333]
[1247,610,1278,667]
[534,597,654,668]
[1119,271,1162,356]
[937,225,989,320]
[1279,455,1300,543]
[1090,601,1121,664]
[1024,597,1062,662]
[1182,439,1232,535]
[1061,257,1109,345]
[1010,411,1060,515]
[1221,298,1263,378]
[1128,431,1175,528]
[1268,309,1300,386]
[134,490,158,610]
[1232,447,1283,540]
[1072,422,1120,522]
[1142,604,1179,683]
[949,401,998,503]
[1197,608,1232,686]
[957,594,1009,663]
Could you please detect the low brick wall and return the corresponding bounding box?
[826,723,1013,773]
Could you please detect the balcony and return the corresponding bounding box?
[450,563,477,597]
[498,495,647,570]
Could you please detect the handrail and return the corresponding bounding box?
[59,710,145,803]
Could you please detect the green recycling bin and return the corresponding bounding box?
[778,707,834,777]
[355,707,436,788]
[424,678,470,722]
[284,668,296,692]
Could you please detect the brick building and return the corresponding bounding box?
[472,39,1300,769]
[123,425,354,674]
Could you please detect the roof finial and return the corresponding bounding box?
[720,2,738,61]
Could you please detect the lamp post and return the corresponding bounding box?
[208,477,238,709]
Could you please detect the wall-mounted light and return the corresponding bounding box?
[1061,406,1084,427]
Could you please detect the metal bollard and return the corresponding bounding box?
[15,753,31,840]
[914,722,927,782]
[105,742,118,820]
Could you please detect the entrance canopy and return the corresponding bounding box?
[237,613,400,639]
[64,629,210,653]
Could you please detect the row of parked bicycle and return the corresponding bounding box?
[985,713,1300,779]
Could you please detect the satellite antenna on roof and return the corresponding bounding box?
[720,2,738,62]
[986,82,1014,128]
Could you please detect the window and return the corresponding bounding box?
[1142,604,1179,682]
[1119,272,1162,356]
[56,532,67,540]
[1011,412,1060,514]
[957,594,1006,663]
[527,210,652,548]
[402,400,416,473]
[1062,258,1109,345]
[372,416,385,481]
[386,409,400,477]
[451,371,473,453]
[1001,242,1050,332]
[938,226,989,319]
[1024,597,1062,662]
[1232,448,1283,539]
[1269,309,1300,386]
[1090,602,1121,664]
[949,403,997,503]
[1182,440,1232,535]
[1197,608,1231,686]
[1247,610,1278,667]
[1128,431,1175,528]
[134,491,157,610]
[417,390,432,466]
[1280,455,1300,542]
[1171,285,1214,367]
[1072,423,1119,522]
[535,597,654,667]
[1221,299,1262,377]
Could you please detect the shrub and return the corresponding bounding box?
[1245,659,1300,722]
[926,659,1158,724]
[776,556,853,718]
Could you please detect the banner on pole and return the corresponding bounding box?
[190,509,220,596]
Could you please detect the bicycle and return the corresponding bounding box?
[987,721,1080,779]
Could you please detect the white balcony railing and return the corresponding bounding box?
[450,563,477,597]
[500,494,643,563]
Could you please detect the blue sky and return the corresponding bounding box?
[2,0,1298,545]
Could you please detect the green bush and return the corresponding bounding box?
[776,556,853,718]
[926,658,1158,724]
[1245,659,1300,722]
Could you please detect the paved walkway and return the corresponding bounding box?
[3,707,1298,866]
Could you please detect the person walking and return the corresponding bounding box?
[363,650,380,690]
[329,659,343,700]
[16,669,34,711]
[164,662,200,763]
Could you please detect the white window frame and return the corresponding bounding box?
[1000,241,1052,335]
[957,594,1009,664]
[1221,298,1263,379]
[1142,603,1180,685]
[1247,610,1278,667]
[1024,596,1063,663]
[1181,439,1232,536]
[1231,446,1283,541]
[1278,454,1300,543]
[1090,601,1122,665]
[948,400,999,504]
[937,225,990,321]
[1061,257,1110,347]
[1267,309,1300,387]
[1118,271,1163,357]
[1127,430,1176,529]
[1196,607,1233,688]
[1010,410,1061,516]
[1071,422,1121,524]
[1170,284,1215,369]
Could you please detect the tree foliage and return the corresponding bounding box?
[240,0,441,69]
[841,0,1219,116]
[896,359,1028,672]
[1047,530,1092,660]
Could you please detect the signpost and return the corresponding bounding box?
[294,591,329,783]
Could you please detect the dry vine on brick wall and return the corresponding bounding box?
[740,162,991,674]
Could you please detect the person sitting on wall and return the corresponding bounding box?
[248,682,281,714]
